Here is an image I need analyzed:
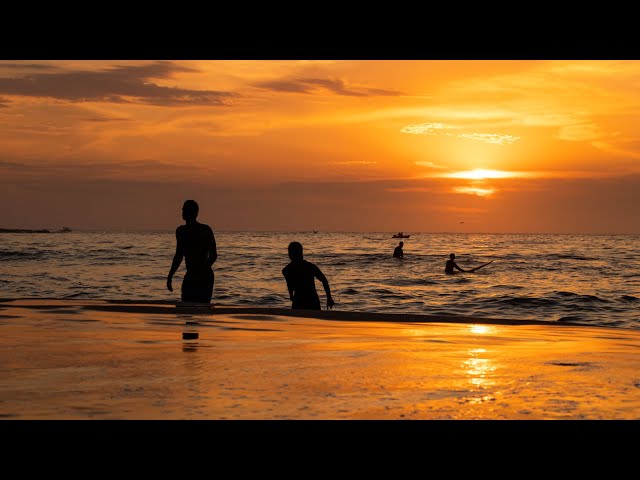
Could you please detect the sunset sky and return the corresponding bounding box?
[1,60,639,233]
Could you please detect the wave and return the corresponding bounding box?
[384,278,440,287]
[620,295,639,302]
[491,284,524,290]
[0,250,47,259]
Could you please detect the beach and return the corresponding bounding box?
[2,299,639,419]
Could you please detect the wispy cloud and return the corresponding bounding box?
[0,61,236,106]
[0,158,217,183]
[401,122,520,145]
[556,123,606,142]
[591,141,640,160]
[452,186,495,197]
[401,123,459,135]
[329,160,378,165]
[255,77,403,97]
[386,186,432,192]
[457,133,519,145]
[84,116,132,123]
[414,161,445,169]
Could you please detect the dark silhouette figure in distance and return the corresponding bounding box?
[393,241,404,258]
[282,241,335,310]
[445,253,493,274]
[167,200,218,303]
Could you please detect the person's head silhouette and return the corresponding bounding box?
[182,200,199,223]
[450,253,456,260]
[288,241,304,261]
[399,241,404,247]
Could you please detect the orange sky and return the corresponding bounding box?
[1,60,639,232]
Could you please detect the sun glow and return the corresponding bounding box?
[453,186,495,197]
[445,169,519,180]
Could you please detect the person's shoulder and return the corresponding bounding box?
[176,225,186,234]
[304,260,321,270]
[282,263,292,275]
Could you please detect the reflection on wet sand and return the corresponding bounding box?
[1,300,640,419]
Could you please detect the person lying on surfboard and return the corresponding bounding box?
[445,253,493,274]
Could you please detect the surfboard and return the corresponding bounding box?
[468,260,494,272]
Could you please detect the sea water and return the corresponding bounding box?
[1,231,639,329]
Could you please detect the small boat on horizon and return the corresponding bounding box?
[392,232,410,238]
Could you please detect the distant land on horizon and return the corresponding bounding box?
[0,227,72,234]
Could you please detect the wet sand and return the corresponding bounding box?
[1,299,639,419]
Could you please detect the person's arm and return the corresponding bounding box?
[167,229,184,292]
[454,262,466,272]
[282,268,294,301]
[314,267,335,309]
[207,227,218,267]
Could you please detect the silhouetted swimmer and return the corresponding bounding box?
[393,241,404,258]
[282,241,335,310]
[445,253,493,274]
[445,253,465,273]
[167,200,218,303]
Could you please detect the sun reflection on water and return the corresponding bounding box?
[469,325,495,335]
[462,346,497,388]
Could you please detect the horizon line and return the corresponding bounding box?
[2,228,638,236]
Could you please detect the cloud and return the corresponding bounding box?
[0,158,217,184]
[591,141,640,160]
[0,96,8,107]
[0,61,236,106]
[556,123,605,142]
[401,123,460,135]
[84,116,132,123]
[414,161,445,169]
[452,186,495,197]
[386,187,432,192]
[254,77,403,97]
[329,160,377,165]
[457,133,520,145]
[402,122,520,145]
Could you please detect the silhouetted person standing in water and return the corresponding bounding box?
[282,241,335,310]
[393,241,404,258]
[167,200,218,303]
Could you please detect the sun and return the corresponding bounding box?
[445,169,517,180]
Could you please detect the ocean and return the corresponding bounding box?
[1,231,639,330]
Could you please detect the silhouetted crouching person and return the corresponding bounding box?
[445,253,465,273]
[444,253,493,273]
[167,200,218,303]
[282,241,335,310]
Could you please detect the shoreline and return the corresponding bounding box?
[0,298,595,328]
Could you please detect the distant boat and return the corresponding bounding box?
[60,227,72,232]
[313,230,319,234]
[392,233,410,238]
